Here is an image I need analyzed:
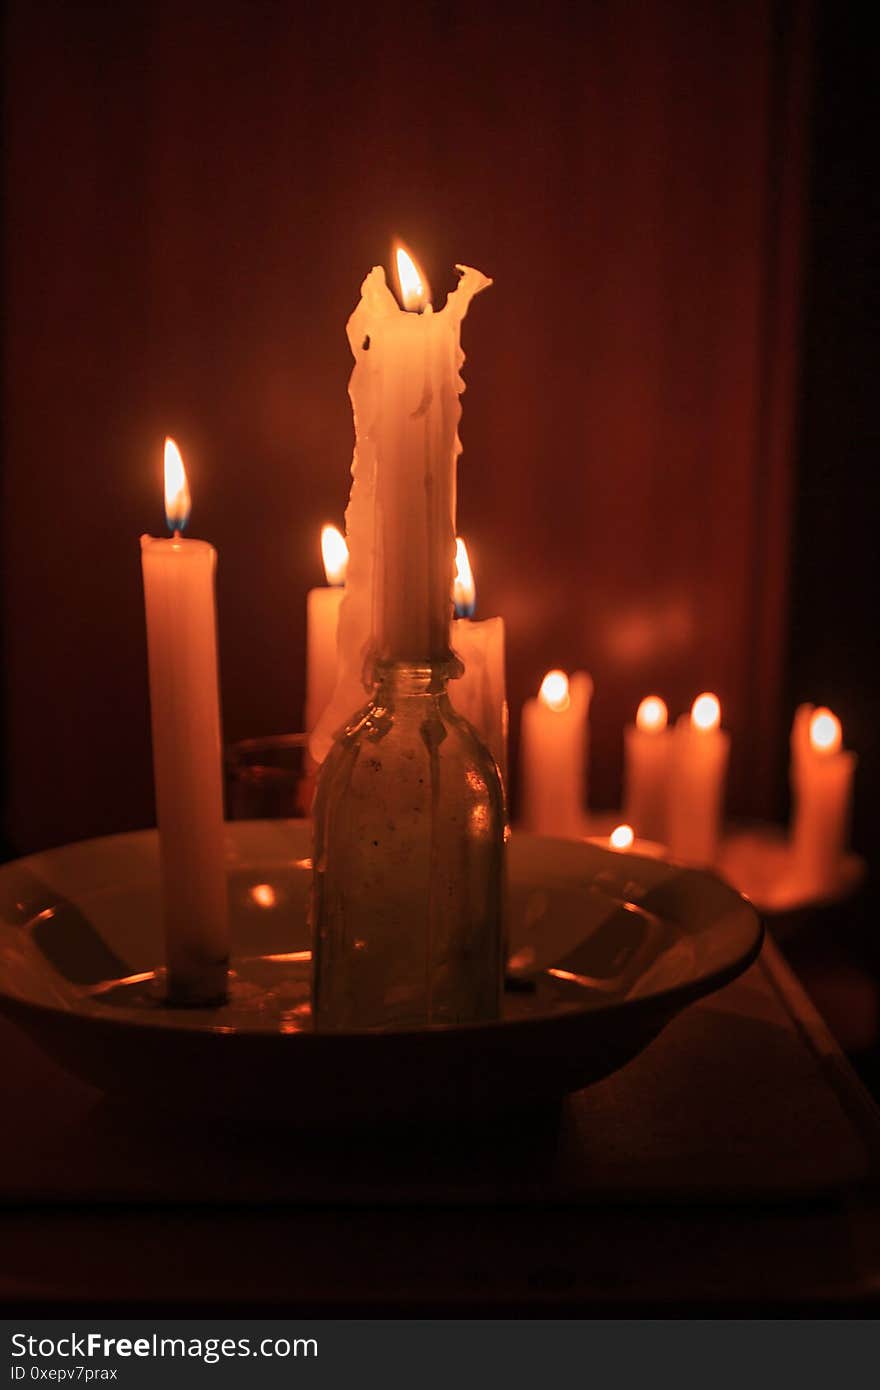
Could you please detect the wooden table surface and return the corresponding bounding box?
[3,939,880,1314]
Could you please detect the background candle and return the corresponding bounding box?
[519,669,593,837]
[622,695,671,842]
[450,537,508,782]
[140,439,228,1004]
[789,704,856,898]
[310,251,491,764]
[666,692,730,865]
[305,523,348,732]
[584,823,667,860]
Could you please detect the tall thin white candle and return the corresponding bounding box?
[519,669,593,838]
[789,704,856,899]
[623,695,672,841]
[140,439,228,1004]
[666,692,730,866]
[450,537,508,782]
[305,524,348,732]
[310,249,492,764]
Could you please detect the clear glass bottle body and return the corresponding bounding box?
[311,660,506,1031]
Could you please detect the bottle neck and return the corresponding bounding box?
[371,657,463,701]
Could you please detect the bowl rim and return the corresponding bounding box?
[0,825,764,1043]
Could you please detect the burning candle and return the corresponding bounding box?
[140,439,228,1004]
[666,692,730,865]
[789,704,856,899]
[310,247,492,763]
[450,537,508,782]
[622,695,672,842]
[584,821,666,860]
[609,823,635,851]
[305,524,348,732]
[519,669,593,837]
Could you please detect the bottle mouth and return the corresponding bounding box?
[372,655,464,693]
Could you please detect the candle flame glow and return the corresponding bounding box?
[692,692,721,732]
[250,883,277,909]
[164,437,191,533]
[454,537,476,617]
[636,695,668,732]
[395,245,429,311]
[809,707,842,755]
[539,670,571,713]
[610,824,635,851]
[321,524,349,586]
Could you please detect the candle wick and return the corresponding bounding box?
[173,529,181,541]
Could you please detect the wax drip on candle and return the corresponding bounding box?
[310,256,492,765]
[454,537,476,618]
[164,437,191,535]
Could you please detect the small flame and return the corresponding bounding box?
[539,670,571,713]
[454,537,476,617]
[809,707,842,755]
[250,883,277,909]
[164,437,191,533]
[636,695,668,733]
[395,245,429,311]
[692,692,721,732]
[321,524,349,586]
[610,824,635,852]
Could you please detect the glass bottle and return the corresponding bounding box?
[311,657,505,1031]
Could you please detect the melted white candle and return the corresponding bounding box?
[310,261,492,764]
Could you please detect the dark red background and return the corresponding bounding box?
[3,0,814,852]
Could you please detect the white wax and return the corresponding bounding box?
[666,715,730,865]
[450,615,508,782]
[305,586,343,732]
[789,704,856,899]
[519,673,593,838]
[623,723,672,842]
[310,264,492,764]
[140,535,228,1003]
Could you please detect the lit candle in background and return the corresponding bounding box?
[140,438,228,1004]
[609,823,635,851]
[622,695,672,842]
[666,692,730,866]
[310,247,492,763]
[519,668,593,837]
[305,523,348,732]
[789,704,856,899]
[585,821,666,859]
[450,537,508,782]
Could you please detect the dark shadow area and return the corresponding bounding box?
[780,1,880,1096]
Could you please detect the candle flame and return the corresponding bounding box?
[454,536,476,617]
[395,245,429,311]
[250,883,277,909]
[539,670,571,713]
[691,692,721,732]
[321,524,349,586]
[809,707,842,754]
[636,695,668,732]
[610,824,635,851]
[164,437,191,533]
